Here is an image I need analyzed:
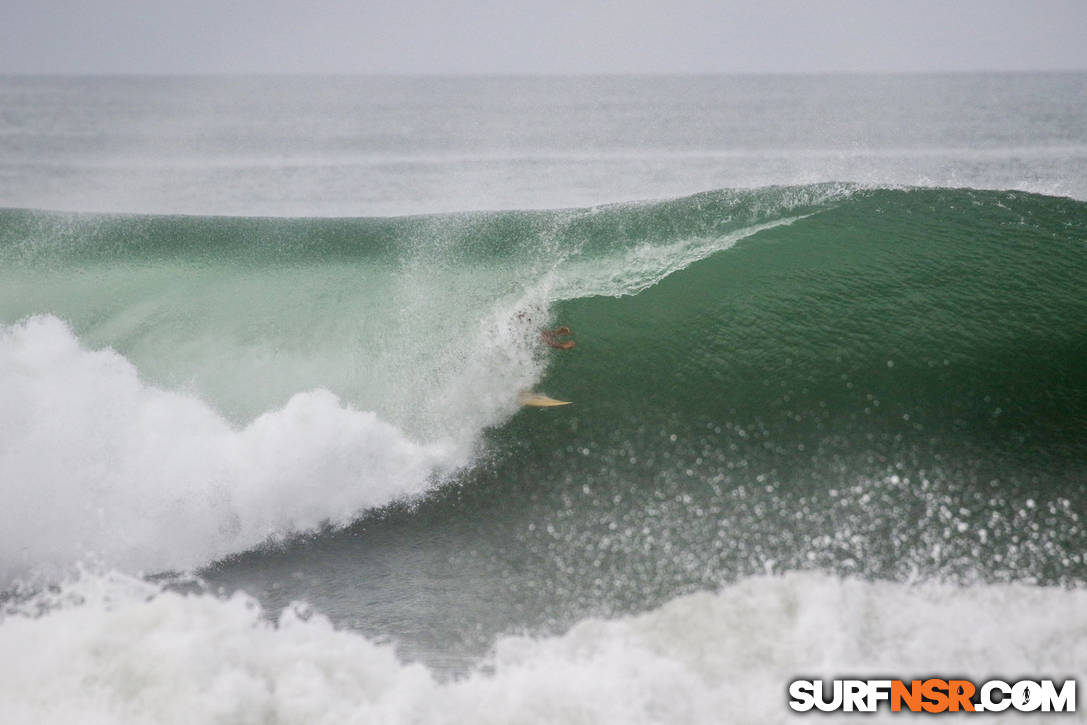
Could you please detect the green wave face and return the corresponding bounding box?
[487,187,1087,597]
[452,187,1087,599]
[3,185,1086,589]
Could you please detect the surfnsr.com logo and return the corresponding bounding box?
[788,678,1076,714]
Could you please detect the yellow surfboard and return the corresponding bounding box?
[519,391,571,407]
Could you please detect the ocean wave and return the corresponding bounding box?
[0,184,852,579]
[2,569,1083,724]
[1,185,1085,584]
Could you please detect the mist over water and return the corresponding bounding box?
[2,74,1086,722]
[2,74,1086,215]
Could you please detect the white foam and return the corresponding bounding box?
[554,216,807,301]
[2,570,1082,724]
[0,315,477,581]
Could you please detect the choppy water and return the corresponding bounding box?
[2,74,1086,723]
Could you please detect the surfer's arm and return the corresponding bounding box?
[540,327,575,349]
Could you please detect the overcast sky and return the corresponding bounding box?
[3,0,1086,75]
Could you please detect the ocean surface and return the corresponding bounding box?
[1,74,1086,723]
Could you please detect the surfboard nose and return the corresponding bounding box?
[518,392,572,407]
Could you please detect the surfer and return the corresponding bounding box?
[541,325,575,350]
[513,313,575,407]
[515,311,575,349]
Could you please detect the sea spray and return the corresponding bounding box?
[2,568,1084,724]
[0,316,460,579]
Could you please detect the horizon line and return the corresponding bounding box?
[2,68,1086,78]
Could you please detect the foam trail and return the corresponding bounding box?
[0,315,468,581]
[1,570,1083,724]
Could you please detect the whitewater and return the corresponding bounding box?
[2,74,1086,723]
